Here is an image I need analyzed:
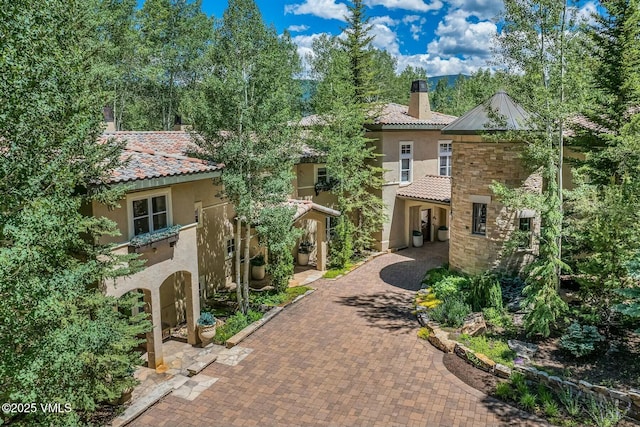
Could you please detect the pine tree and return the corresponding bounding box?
[0,1,150,424]
[310,4,385,262]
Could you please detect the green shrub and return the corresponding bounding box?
[586,396,625,427]
[468,272,503,311]
[458,334,516,367]
[431,275,470,300]
[482,307,514,331]
[543,400,560,417]
[519,392,537,411]
[558,386,581,417]
[510,372,529,396]
[429,296,472,328]
[559,322,604,357]
[417,328,430,340]
[214,310,263,344]
[537,384,553,406]
[495,382,513,400]
[422,265,453,286]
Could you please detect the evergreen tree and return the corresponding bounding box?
[0,1,149,424]
[188,0,302,308]
[310,6,386,261]
[493,0,588,336]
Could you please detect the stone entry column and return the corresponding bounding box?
[144,289,164,371]
[185,272,200,346]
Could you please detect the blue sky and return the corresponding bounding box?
[201,0,597,77]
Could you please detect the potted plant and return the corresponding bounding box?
[412,230,424,247]
[197,312,217,345]
[437,225,449,242]
[251,254,266,280]
[297,241,313,266]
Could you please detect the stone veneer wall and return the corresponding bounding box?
[449,140,542,275]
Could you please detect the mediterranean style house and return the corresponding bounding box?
[96,129,338,370]
[93,82,546,369]
[301,81,544,275]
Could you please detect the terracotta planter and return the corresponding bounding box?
[198,324,217,343]
[252,264,266,280]
[298,252,310,266]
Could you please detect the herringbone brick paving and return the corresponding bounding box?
[131,244,546,426]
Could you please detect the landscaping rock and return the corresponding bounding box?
[494,364,512,378]
[461,313,486,337]
[474,353,496,372]
[591,385,609,396]
[609,389,631,403]
[628,392,640,406]
[428,329,455,353]
[506,297,524,312]
[578,380,593,392]
[547,376,563,389]
[417,312,429,327]
[507,339,538,360]
[454,343,472,359]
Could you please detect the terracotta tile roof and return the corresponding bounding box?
[299,104,457,129]
[396,175,451,203]
[102,131,220,184]
[375,103,458,126]
[289,199,340,221]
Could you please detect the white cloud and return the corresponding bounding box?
[370,15,398,26]
[287,24,310,32]
[427,9,497,59]
[575,1,597,26]
[402,15,421,24]
[397,53,488,76]
[363,0,443,12]
[284,0,349,21]
[410,23,422,40]
[446,0,503,20]
[369,20,401,55]
[291,32,329,76]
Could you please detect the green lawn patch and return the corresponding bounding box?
[323,263,354,278]
[458,334,516,367]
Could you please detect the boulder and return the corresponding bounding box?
[428,329,455,353]
[508,339,538,360]
[454,343,472,359]
[474,353,496,372]
[494,364,512,379]
[461,313,487,336]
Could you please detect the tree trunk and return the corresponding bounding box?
[243,222,251,314]
[235,217,242,311]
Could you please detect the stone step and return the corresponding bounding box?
[186,353,218,377]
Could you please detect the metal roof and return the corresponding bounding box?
[441,91,533,135]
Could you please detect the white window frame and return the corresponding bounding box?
[399,141,413,184]
[438,140,452,177]
[314,164,329,185]
[127,188,172,239]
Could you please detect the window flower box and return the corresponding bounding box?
[128,225,182,253]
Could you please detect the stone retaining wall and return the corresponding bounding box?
[422,320,640,421]
[513,365,640,420]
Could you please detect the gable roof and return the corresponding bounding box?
[442,91,533,135]
[396,175,451,204]
[102,131,221,184]
[289,199,341,221]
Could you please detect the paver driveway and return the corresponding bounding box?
[132,244,544,427]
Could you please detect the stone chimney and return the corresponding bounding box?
[408,80,432,120]
[103,106,116,132]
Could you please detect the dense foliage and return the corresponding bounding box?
[0,1,150,424]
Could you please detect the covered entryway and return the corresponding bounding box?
[397,175,452,248]
[290,199,340,271]
[106,225,200,370]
